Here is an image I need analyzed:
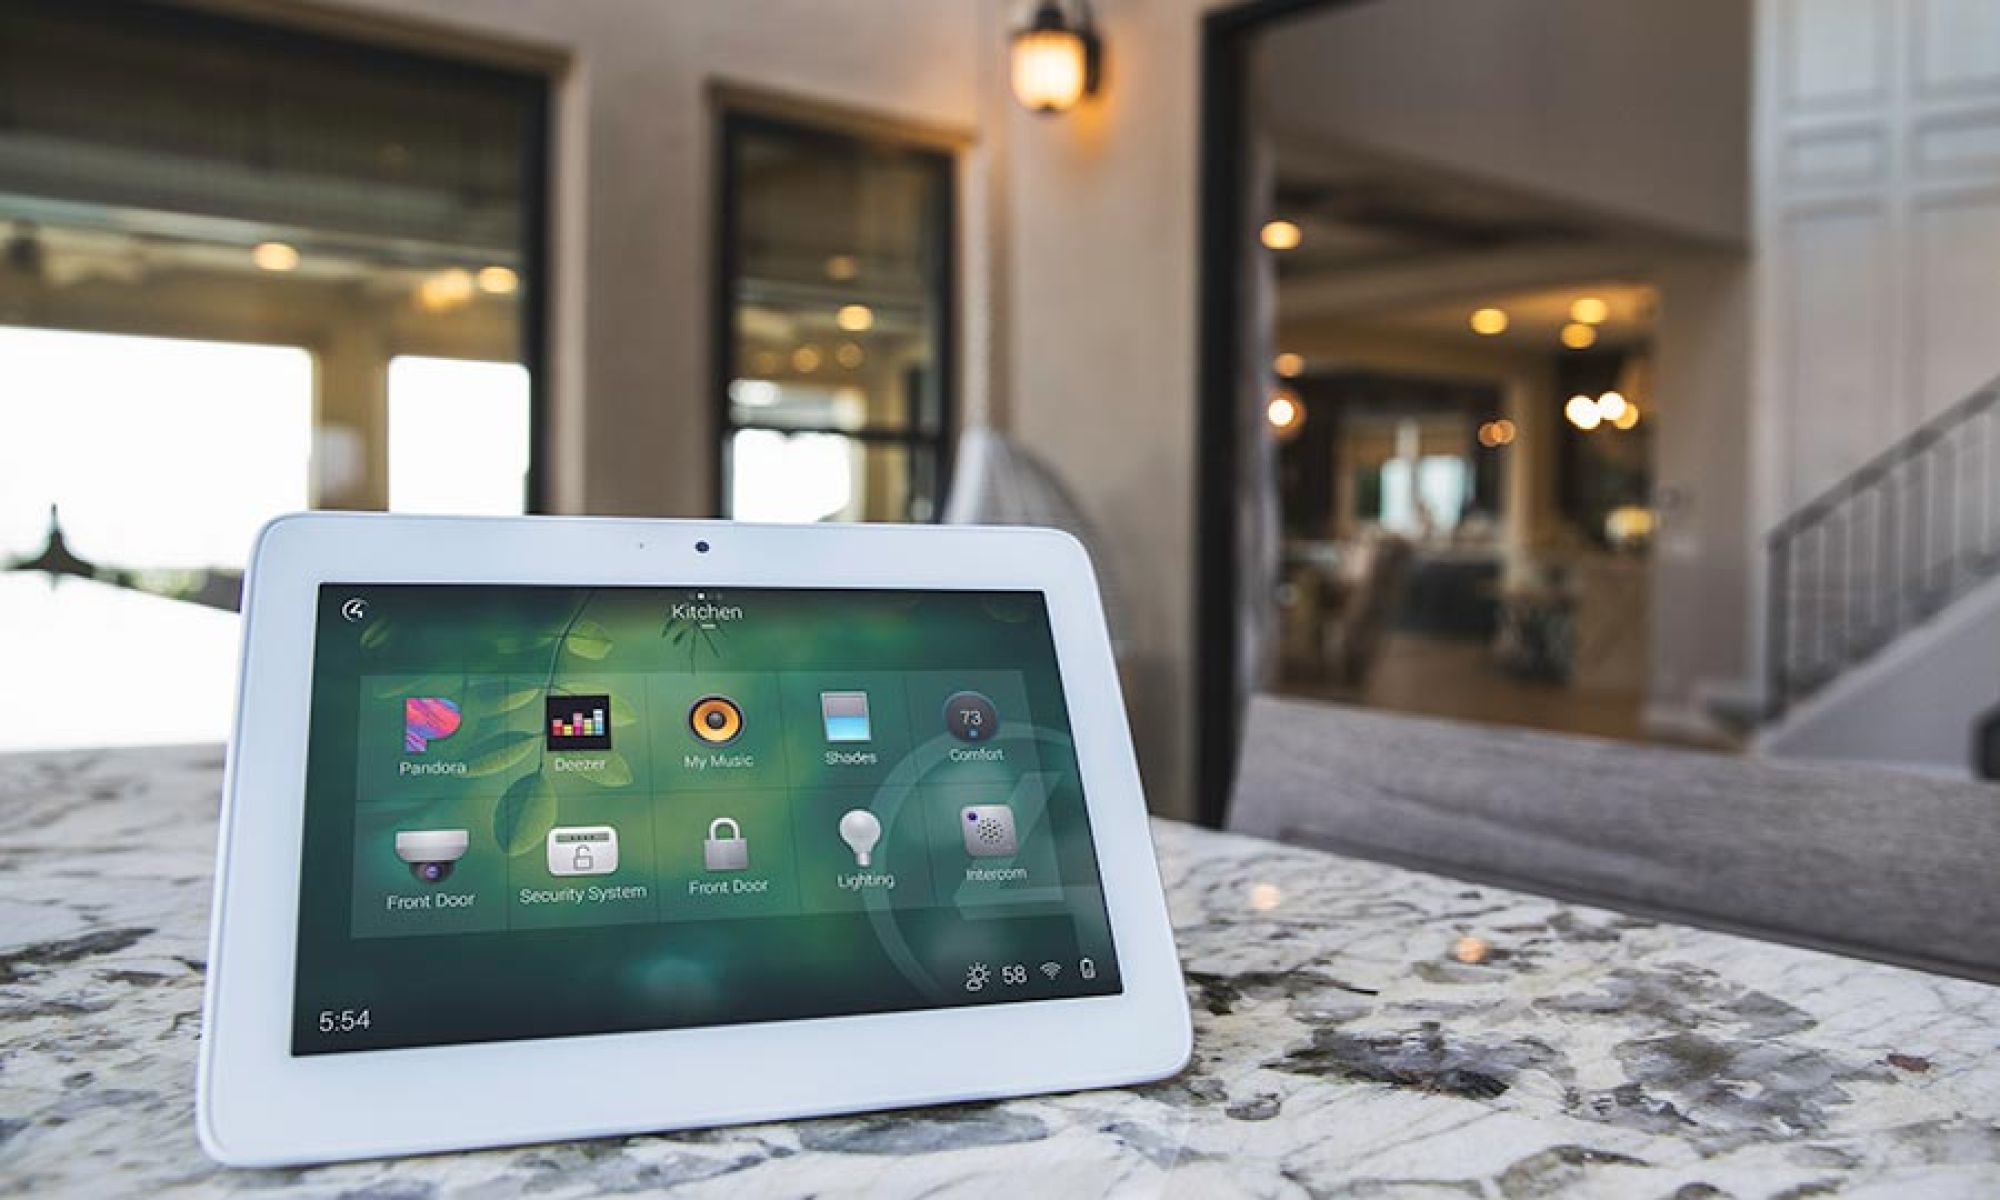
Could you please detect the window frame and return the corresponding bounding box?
[710,104,959,522]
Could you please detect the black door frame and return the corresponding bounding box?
[1193,0,1368,827]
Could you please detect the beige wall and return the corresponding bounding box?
[978,0,1220,819]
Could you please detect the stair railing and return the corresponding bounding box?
[1767,374,2000,719]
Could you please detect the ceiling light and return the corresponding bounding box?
[252,241,300,272]
[1259,220,1303,251]
[1560,322,1598,350]
[791,345,823,373]
[1596,391,1629,422]
[1570,295,1610,325]
[476,265,519,295]
[1011,0,1102,115]
[835,304,874,332]
[1478,418,1518,448]
[1565,394,1602,430]
[1469,307,1508,336]
[1266,388,1304,437]
[1273,352,1304,378]
[415,268,476,313]
[1612,402,1641,431]
[835,341,865,369]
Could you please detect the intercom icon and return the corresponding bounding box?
[547,826,618,877]
[704,817,749,872]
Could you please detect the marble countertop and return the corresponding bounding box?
[2,746,1998,1198]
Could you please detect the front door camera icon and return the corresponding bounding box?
[395,829,468,884]
[547,826,618,876]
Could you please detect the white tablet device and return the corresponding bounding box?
[198,514,1190,1166]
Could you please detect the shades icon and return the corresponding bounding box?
[820,691,872,743]
[404,697,462,753]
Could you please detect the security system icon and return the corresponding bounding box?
[688,695,744,745]
[547,826,618,876]
[394,829,468,884]
[943,690,1000,742]
[961,804,1019,858]
[1079,957,1097,980]
[703,817,750,871]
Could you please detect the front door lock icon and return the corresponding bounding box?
[547,826,618,876]
[704,817,749,872]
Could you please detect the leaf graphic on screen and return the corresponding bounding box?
[359,619,393,650]
[562,619,614,660]
[493,633,558,654]
[462,730,539,778]
[570,752,632,787]
[372,675,456,701]
[465,679,540,713]
[494,774,556,857]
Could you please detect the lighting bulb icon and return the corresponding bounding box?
[838,809,882,868]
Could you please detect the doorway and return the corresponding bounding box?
[1196,0,1752,824]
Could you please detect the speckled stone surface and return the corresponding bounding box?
[2,745,1997,1198]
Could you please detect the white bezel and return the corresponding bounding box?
[197,514,1190,1166]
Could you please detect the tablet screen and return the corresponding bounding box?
[292,585,1123,1054]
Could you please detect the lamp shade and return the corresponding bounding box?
[1011,2,1098,114]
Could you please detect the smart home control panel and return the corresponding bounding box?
[199,516,1187,1166]
[293,583,1121,1054]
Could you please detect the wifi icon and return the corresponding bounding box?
[1039,961,1061,980]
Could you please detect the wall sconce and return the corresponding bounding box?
[1011,1,1102,115]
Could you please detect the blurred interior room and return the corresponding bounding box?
[4,0,2000,818]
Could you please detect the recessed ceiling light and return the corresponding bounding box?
[1565,394,1602,430]
[835,304,874,332]
[1260,220,1303,251]
[476,266,519,295]
[1469,307,1509,336]
[252,241,300,272]
[1560,322,1598,350]
[1266,388,1304,435]
[1570,295,1610,325]
[1273,352,1305,378]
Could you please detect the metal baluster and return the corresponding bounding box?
[1768,532,1791,716]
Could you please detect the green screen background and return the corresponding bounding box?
[294,584,1121,1055]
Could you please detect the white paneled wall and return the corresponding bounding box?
[1761,0,2000,516]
